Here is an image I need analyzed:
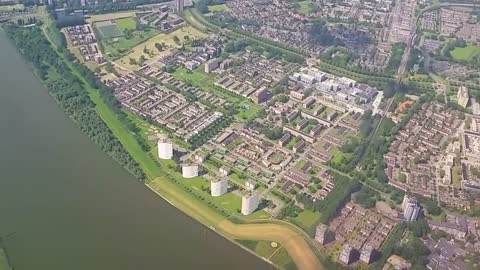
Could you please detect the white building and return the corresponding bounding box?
[339,244,357,265]
[245,180,256,190]
[315,224,334,245]
[241,191,259,215]
[175,0,184,12]
[402,194,421,222]
[182,164,198,178]
[219,166,231,176]
[204,58,219,73]
[359,244,375,264]
[457,86,469,108]
[211,177,228,196]
[157,139,173,159]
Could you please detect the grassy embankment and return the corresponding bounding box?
[37,19,325,270]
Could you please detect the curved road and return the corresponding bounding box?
[149,178,324,270]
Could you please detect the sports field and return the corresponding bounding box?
[115,17,137,31]
[450,44,480,61]
[95,21,124,39]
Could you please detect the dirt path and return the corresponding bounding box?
[218,220,323,270]
[148,178,323,270]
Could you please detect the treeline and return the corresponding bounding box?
[4,25,146,181]
[385,42,406,74]
[296,172,360,224]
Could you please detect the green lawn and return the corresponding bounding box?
[450,44,480,61]
[289,209,321,234]
[115,17,137,31]
[102,28,158,59]
[229,172,247,186]
[236,101,261,122]
[330,147,353,164]
[294,160,306,169]
[208,4,229,12]
[270,247,297,270]
[296,0,312,15]
[236,239,281,259]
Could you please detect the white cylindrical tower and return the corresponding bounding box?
[182,164,198,178]
[211,178,228,197]
[158,139,173,159]
[241,191,259,215]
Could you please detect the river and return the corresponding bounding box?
[0,30,274,270]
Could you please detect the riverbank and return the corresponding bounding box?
[2,24,325,270]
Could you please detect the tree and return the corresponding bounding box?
[139,55,147,65]
[173,35,180,45]
[105,61,114,73]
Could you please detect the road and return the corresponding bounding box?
[362,0,419,160]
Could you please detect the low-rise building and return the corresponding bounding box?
[182,164,199,178]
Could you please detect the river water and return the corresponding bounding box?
[0,31,273,270]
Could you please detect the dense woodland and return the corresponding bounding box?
[4,25,146,181]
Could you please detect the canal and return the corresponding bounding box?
[0,30,273,270]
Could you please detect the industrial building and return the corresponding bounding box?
[241,191,259,215]
[157,138,173,159]
[182,164,198,178]
[211,177,228,196]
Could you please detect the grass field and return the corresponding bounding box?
[450,44,480,61]
[115,25,206,69]
[330,147,353,165]
[270,246,298,270]
[115,17,137,31]
[289,209,321,234]
[296,0,312,15]
[208,4,229,12]
[236,101,261,122]
[102,28,158,59]
[95,21,124,39]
